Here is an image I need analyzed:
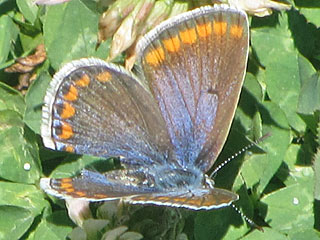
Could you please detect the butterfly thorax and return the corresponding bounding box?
[153,166,204,191]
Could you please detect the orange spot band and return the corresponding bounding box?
[63,85,78,101]
[145,47,165,67]
[196,22,212,38]
[230,25,243,38]
[60,102,75,119]
[179,28,197,44]
[185,199,202,206]
[64,187,75,193]
[155,196,170,201]
[61,178,72,183]
[213,21,227,36]
[60,182,73,189]
[94,194,108,199]
[58,122,73,139]
[163,36,180,52]
[75,191,86,197]
[96,71,111,82]
[75,74,90,87]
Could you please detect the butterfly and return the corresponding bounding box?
[40,4,249,210]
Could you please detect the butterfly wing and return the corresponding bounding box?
[41,169,238,209]
[40,168,159,200]
[138,5,249,171]
[42,58,171,165]
[127,188,238,210]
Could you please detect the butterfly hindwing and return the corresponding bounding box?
[127,187,238,210]
[40,169,238,210]
[40,169,159,200]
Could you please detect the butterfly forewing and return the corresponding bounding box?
[42,58,170,165]
[138,6,249,171]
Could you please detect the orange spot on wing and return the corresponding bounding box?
[60,102,75,119]
[64,187,75,193]
[185,198,202,206]
[96,71,111,82]
[163,36,180,52]
[131,196,148,201]
[154,196,170,201]
[145,47,165,67]
[213,21,227,36]
[94,194,108,199]
[75,191,87,197]
[58,122,73,139]
[63,85,78,101]
[59,178,75,193]
[61,178,72,183]
[202,199,216,206]
[64,145,75,153]
[196,22,212,38]
[60,182,73,189]
[75,74,90,87]
[179,28,197,44]
[230,25,243,38]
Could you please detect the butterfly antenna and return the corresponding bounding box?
[231,204,264,232]
[209,133,271,179]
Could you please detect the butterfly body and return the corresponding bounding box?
[40,4,249,210]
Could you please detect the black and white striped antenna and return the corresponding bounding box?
[210,133,271,231]
[209,133,271,179]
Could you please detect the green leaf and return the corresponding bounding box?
[194,207,245,240]
[297,55,320,114]
[24,70,51,134]
[0,181,49,220]
[0,206,34,240]
[16,0,39,24]
[288,229,320,240]
[242,227,287,240]
[0,0,11,5]
[251,111,263,140]
[43,0,100,70]
[237,73,264,133]
[261,167,314,233]
[251,13,306,132]
[0,110,41,183]
[299,8,320,28]
[30,211,73,240]
[120,231,143,240]
[46,154,115,178]
[68,227,87,240]
[19,32,44,55]
[0,14,18,65]
[295,0,320,28]
[315,150,320,201]
[83,219,110,240]
[237,102,291,194]
[0,82,25,114]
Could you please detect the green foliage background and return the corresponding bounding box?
[0,0,320,239]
